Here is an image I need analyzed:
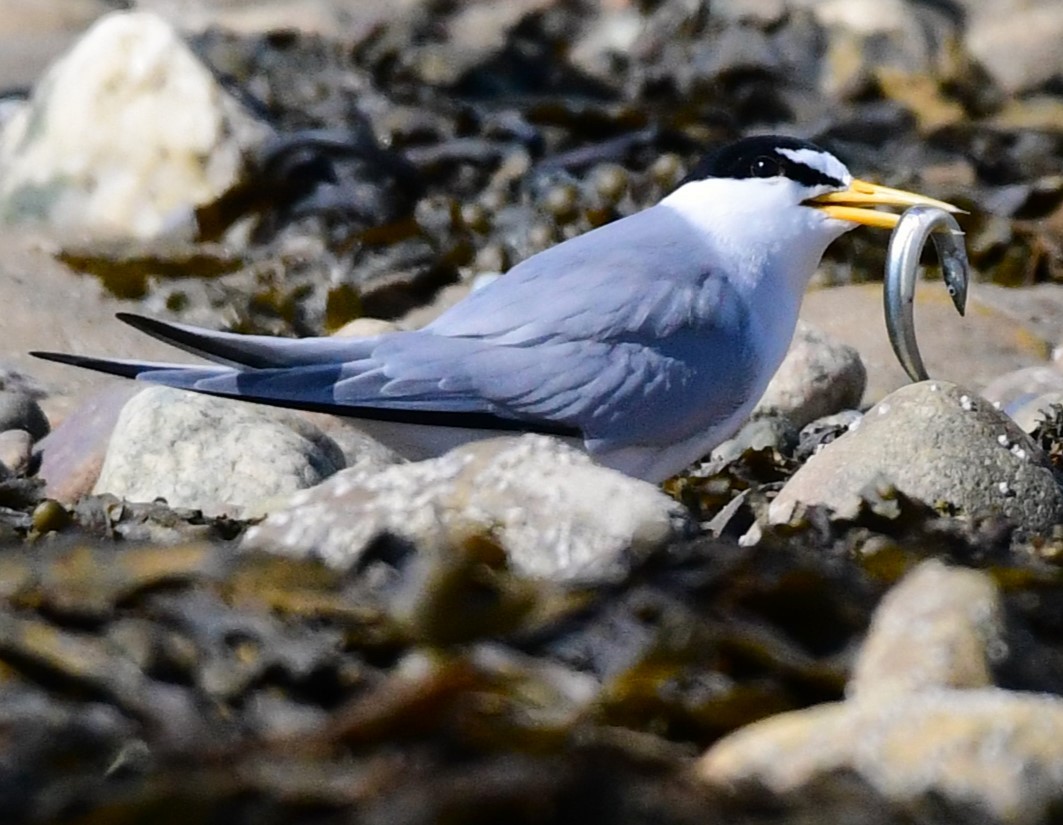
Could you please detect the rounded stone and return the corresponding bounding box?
[94,386,347,518]
[0,391,50,441]
[242,434,691,583]
[755,321,867,429]
[850,560,1004,698]
[769,381,1063,537]
[0,429,34,475]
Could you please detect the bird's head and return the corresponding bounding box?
[667,135,960,253]
[665,134,962,248]
[656,134,966,302]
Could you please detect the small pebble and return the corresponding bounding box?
[414,195,457,238]
[526,222,558,250]
[459,202,491,233]
[473,243,509,273]
[650,153,683,188]
[590,164,629,205]
[0,429,32,475]
[0,391,49,441]
[31,499,71,534]
[543,183,581,224]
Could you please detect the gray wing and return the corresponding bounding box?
[426,204,725,344]
[34,205,758,443]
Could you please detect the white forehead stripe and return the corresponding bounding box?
[778,147,852,185]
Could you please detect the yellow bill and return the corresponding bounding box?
[807,179,965,229]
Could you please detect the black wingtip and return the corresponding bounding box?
[29,350,148,379]
[29,350,76,366]
[115,312,167,336]
[114,312,224,364]
[113,312,276,368]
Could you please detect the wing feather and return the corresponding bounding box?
[35,203,759,448]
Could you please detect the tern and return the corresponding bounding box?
[33,135,961,482]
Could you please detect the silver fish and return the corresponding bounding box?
[884,204,970,382]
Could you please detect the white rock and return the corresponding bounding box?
[0,429,32,475]
[699,563,1063,825]
[0,11,273,240]
[754,321,866,429]
[94,386,347,518]
[242,434,692,583]
[849,560,1004,699]
[966,1,1063,94]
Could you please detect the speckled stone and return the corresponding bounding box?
[769,381,1063,537]
[242,434,691,583]
[700,688,1063,825]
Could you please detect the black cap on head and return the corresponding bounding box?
[680,135,846,190]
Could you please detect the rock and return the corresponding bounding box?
[754,321,866,429]
[0,11,273,240]
[297,412,405,474]
[94,386,346,518]
[0,390,49,441]
[409,0,558,86]
[35,385,147,504]
[980,365,1063,432]
[568,6,643,85]
[332,318,401,338]
[966,1,1063,94]
[849,560,1004,698]
[699,562,1063,825]
[0,429,33,476]
[811,0,947,99]
[793,409,862,462]
[1008,392,1063,433]
[710,414,799,465]
[243,434,691,583]
[700,688,1063,824]
[769,381,1063,537]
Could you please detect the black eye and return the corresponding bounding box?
[750,156,782,178]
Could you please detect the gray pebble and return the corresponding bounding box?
[0,390,49,441]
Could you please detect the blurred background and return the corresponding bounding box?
[0,6,1060,824]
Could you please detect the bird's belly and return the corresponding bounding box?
[590,392,760,483]
[346,416,584,462]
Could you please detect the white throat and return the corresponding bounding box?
[659,175,853,373]
[659,176,850,296]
